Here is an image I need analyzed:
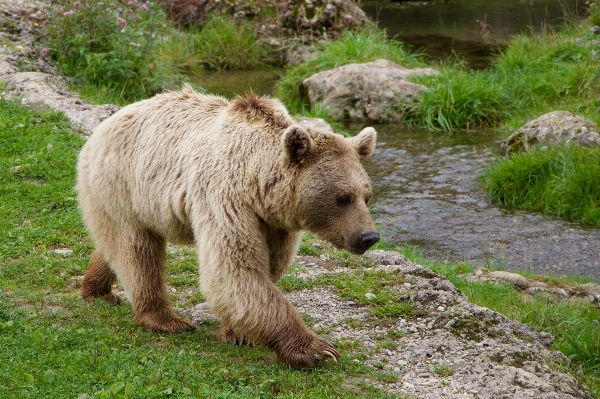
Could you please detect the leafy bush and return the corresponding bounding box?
[46,0,181,102]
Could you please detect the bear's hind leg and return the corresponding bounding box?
[114,228,196,334]
[218,320,249,346]
[82,250,121,305]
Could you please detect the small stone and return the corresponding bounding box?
[394,367,401,373]
[365,292,376,299]
[383,348,393,356]
[397,360,408,366]
[345,301,355,306]
[590,26,600,35]
[488,271,531,289]
[53,248,73,256]
[467,390,479,394]
[418,373,430,378]
[437,306,445,312]
[404,282,412,288]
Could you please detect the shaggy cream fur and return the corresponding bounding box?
[77,85,378,366]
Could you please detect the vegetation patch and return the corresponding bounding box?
[482,145,600,228]
[46,0,183,104]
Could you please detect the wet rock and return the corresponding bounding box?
[487,271,531,290]
[500,111,600,155]
[302,59,438,122]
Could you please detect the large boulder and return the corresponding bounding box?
[302,59,438,122]
[500,111,600,155]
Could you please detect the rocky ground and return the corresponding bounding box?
[182,250,592,399]
[0,0,596,398]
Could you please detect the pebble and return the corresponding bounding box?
[383,348,393,356]
[365,292,376,299]
[418,373,431,378]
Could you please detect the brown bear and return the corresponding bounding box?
[77,85,379,367]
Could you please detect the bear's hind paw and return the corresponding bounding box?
[218,323,250,346]
[136,312,197,334]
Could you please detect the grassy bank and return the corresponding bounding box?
[1,98,599,397]
[277,10,600,130]
[482,145,600,228]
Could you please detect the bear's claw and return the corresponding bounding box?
[277,336,340,367]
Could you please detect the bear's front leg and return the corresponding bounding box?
[198,227,339,367]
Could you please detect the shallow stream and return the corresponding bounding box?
[359,124,600,280]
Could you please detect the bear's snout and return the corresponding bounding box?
[346,231,379,255]
[359,231,379,251]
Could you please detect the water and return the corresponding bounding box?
[190,70,282,98]
[358,124,600,281]
[361,0,586,68]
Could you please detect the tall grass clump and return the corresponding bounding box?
[187,16,274,70]
[46,0,182,104]
[482,145,600,227]
[276,28,425,114]
[408,14,600,131]
[405,66,512,130]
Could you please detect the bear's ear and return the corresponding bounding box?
[282,124,313,163]
[349,127,377,160]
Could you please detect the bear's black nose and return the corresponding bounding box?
[360,231,379,251]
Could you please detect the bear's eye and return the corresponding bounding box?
[336,194,353,206]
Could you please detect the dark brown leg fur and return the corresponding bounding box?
[218,321,249,346]
[129,229,196,334]
[81,251,121,305]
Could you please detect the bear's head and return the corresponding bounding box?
[282,125,379,255]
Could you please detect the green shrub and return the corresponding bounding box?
[46,0,181,103]
[191,16,274,70]
[276,28,425,114]
[482,145,600,227]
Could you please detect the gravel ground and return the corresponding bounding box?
[185,251,592,399]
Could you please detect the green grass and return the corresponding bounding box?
[178,16,276,71]
[275,28,425,115]
[482,145,600,228]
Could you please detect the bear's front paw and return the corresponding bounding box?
[277,336,340,367]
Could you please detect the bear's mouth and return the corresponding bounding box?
[347,247,366,255]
